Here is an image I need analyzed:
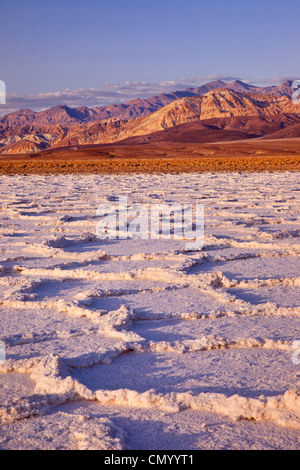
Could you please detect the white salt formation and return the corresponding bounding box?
[0,172,299,450]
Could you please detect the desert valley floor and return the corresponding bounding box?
[0,171,299,450]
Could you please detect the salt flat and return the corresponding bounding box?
[0,172,299,450]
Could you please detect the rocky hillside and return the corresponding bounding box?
[1,85,299,154]
[0,80,296,128]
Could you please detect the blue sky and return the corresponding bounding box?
[0,0,300,113]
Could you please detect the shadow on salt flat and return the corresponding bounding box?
[72,348,299,399]
[133,316,300,344]
[49,401,300,450]
[0,373,35,401]
[92,287,221,318]
[188,256,300,281]
[231,286,300,308]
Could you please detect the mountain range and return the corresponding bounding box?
[0,80,299,154]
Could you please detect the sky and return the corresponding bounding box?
[0,0,300,114]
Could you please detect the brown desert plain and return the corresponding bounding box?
[0,137,300,174]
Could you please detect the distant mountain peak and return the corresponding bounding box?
[1,79,299,154]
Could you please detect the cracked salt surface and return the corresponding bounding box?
[0,172,299,449]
